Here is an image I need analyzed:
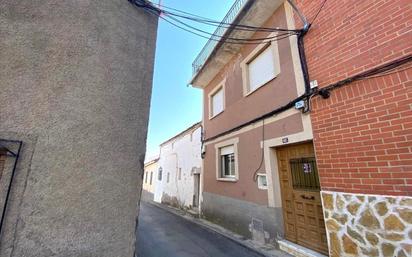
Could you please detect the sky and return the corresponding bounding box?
[145,0,236,159]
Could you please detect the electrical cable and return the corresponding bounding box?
[253,119,265,181]
[158,13,297,45]
[134,2,300,45]
[310,0,328,25]
[204,55,412,143]
[163,13,297,43]
[146,0,299,33]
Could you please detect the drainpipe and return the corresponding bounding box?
[287,0,311,95]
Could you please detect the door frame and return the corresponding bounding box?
[262,112,314,208]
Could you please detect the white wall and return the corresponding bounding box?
[154,126,202,209]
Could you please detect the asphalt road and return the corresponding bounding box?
[136,202,263,257]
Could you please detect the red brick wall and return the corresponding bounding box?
[294,0,412,195]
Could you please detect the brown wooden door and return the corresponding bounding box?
[276,142,328,255]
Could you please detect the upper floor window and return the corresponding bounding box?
[150,171,153,185]
[210,87,224,118]
[241,39,280,95]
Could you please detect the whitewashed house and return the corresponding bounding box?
[154,122,202,211]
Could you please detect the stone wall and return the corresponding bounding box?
[322,191,412,257]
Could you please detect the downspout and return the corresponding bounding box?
[287,0,311,95]
[0,139,23,240]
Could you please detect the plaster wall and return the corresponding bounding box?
[0,1,158,256]
[154,126,202,209]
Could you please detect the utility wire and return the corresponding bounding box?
[164,13,297,43]
[311,0,328,25]
[132,0,299,38]
[137,2,299,45]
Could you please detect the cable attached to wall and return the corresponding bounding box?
[0,139,23,243]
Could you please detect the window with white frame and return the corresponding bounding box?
[210,87,224,118]
[248,46,276,91]
[241,40,280,95]
[257,174,268,190]
[150,172,153,185]
[219,145,236,178]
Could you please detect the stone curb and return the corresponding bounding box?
[144,201,291,257]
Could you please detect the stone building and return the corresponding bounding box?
[154,123,202,211]
[0,0,158,256]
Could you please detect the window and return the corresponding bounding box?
[241,39,280,95]
[219,145,236,178]
[257,174,268,190]
[158,167,162,181]
[145,172,148,184]
[167,172,170,183]
[178,168,182,180]
[210,87,224,118]
[150,172,153,185]
[215,138,239,181]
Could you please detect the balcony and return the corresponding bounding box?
[190,0,285,88]
[192,0,249,75]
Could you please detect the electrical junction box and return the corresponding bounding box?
[295,100,305,109]
[310,80,318,89]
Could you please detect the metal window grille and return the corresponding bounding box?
[289,157,320,191]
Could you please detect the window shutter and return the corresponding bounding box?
[248,46,276,91]
[212,88,224,116]
[220,145,234,155]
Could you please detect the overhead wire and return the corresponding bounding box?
[130,0,300,45]
[310,0,328,25]
[163,12,297,43]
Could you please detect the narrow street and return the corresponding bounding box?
[136,202,263,257]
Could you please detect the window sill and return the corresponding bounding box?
[209,110,224,120]
[217,177,238,182]
[244,75,277,97]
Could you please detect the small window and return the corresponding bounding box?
[211,87,224,117]
[158,167,162,181]
[178,168,182,180]
[219,145,236,178]
[248,45,276,92]
[167,172,170,183]
[145,172,148,184]
[150,172,153,185]
[257,174,268,190]
[290,158,320,191]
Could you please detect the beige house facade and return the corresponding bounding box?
[142,157,159,201]
[191,0,325,253]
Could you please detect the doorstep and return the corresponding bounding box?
[146,201,292,257]
[278,240,328,257]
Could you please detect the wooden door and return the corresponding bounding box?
[276,142,328,255]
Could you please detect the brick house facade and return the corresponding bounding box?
[294,0,412,256]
